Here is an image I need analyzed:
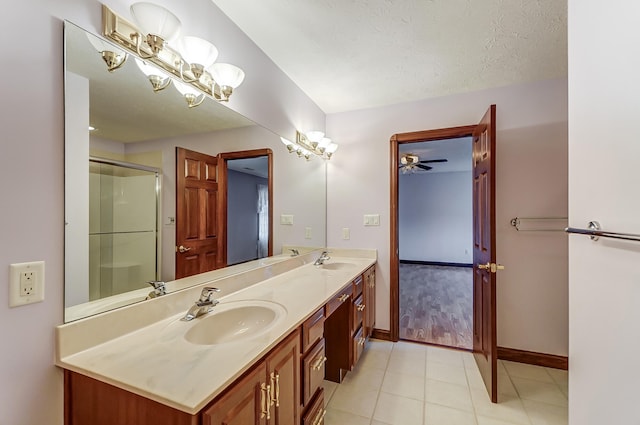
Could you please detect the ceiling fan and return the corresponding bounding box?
[399,154,448,173]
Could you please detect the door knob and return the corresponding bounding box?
[178,245,191,253]
[478,262,505,273]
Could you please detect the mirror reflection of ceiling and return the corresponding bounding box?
[65,23,255,143]
[399,137,472,174]
[227,157,269,179]
[211,0,567,113]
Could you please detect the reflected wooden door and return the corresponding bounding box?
[175,147,220,279]
[472,104,498,402]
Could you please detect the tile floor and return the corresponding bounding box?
[322,340,568,425]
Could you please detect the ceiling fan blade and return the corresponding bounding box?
[419,159,448,163]
[416,164,432,171]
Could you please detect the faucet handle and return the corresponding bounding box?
[200,287,220,302]
[289,249,300,256]
[147,281,166,296]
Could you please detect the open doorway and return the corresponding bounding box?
[219,148,273,266]
[398,137,473,350]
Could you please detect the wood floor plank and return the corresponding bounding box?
[399,264,473,350]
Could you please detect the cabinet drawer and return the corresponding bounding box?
[301,339,326,408]
[302,308,325,353]
[352,293,364,335]
[302,388,325,425]
[352,275,363,298]
[352,326,365,367]
[325,285,352,317]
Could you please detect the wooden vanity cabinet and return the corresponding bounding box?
[363,266,376,339]
[204,329,300,425]
[301,389,325,425]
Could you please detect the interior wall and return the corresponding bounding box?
[0,1,324,424]
[568,1,640,423]
[126,124,327,280]
[227,170,268,265]
[326,78,568,356]
[399,171,473,264]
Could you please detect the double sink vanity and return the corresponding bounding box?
[56,249,377,425]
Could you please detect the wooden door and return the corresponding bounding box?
[265,330,300,425]
[472,104,498,402]
[202,365,266,425]
[175,147,221,279]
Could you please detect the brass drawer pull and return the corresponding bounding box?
[312,356,327,371]
[312,408,327,425]
[357,304,365,312]
[358,337,366,346]
[338,294,349,302]
[260,383,269,419]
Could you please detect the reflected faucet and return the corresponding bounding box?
[182,287,221,321]
[146,281,166,299]
[313,251,331,266]
[289,249,300,257]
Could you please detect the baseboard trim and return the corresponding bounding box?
[371,329,393,341]
[497,346,568,370]
[399,260,473,268]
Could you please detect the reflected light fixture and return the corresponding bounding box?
[86,32,127,72]
[280,131,339,160]
[135,58,171,91]
[100,3,245,105]
[174,80,206,108]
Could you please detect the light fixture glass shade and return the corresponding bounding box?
[174,80,200,96]
[135,58,166,77]
[280,137,294,146]
[305,131,325,144]
[325,143,339,154]
[209,63,245,88]
[130,2,181,42]
[177,36,218,68]
[318,137,332,149]
[86,33,124,55]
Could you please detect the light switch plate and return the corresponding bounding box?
[9,261,45,307]
[280,214,294,225]
[364,214,380,226]
[305,227,312,239]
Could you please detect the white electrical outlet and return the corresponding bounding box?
[9,261,45,307]
[305,227,312,239]
[342,227,350,240]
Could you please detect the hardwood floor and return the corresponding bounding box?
[399,263,473,350]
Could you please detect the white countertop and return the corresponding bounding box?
[56,252,376,415]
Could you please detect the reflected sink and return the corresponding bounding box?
[184,300,287,345]
[320,262,356,271]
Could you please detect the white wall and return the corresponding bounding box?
[327,78,568,356]
[399,171,473,264]
[568,1,640,423]
[0,1,324,424]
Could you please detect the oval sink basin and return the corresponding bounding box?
[184,300,286,345]
[320,262,356,271]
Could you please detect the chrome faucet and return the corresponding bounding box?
[289,249,300,256]
[313,251,331,266]
[182,287,221,321]
[146,281,166,299]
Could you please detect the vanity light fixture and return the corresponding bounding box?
[279,131,339,160]
[174,80,206,108]
[86,32,127,72]
[135,58,171,91]
[101,3,245,105]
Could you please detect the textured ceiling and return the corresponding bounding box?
[211,0,567,113]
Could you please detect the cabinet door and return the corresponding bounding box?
[266,330,300,425]
[364,267,376,338]
[202,365,266,425]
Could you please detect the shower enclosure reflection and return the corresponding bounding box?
[88,158,160,300]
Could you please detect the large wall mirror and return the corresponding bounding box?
[64,21,327,322]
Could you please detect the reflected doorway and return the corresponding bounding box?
[219,149,273,266]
